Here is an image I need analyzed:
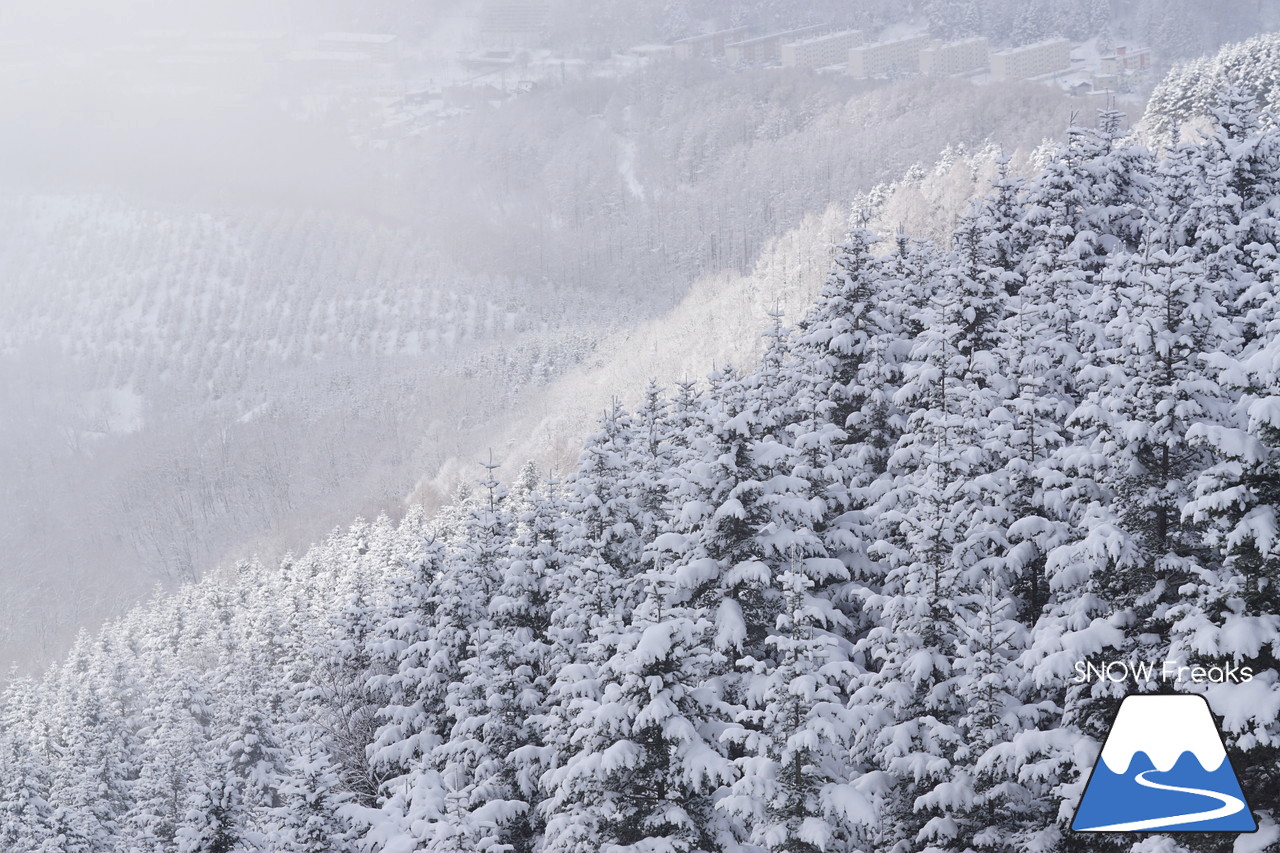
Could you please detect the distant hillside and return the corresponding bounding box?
[415,142,1028,507]
[0,193,608,670]
[0,68,1074,675]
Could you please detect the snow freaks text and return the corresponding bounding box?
[1073,660,1256,685]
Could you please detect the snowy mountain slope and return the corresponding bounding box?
[0,67,1077,675]
[3,89,1278,853]
[0,195,556,377]
[411,204,850,507]
[414,143,1029,508]
[0,192,611,672]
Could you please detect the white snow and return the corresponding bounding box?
[618,139,645,201]
[1099,695,1227,774]
[1235,816,1280,853]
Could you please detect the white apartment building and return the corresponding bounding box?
[919,37,989,76]
[847,34,930,78]
[726,25,828,65]
[780,29,864,69]
[989,38,1072,80]
[1100,44,1153,74]
[673,27,750,60]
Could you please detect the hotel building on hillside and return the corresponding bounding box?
[919,37,989,76]
[725,25,829,65]
[673,27,750,60]
[989,38,1072,80]
[1100,44,1152,73]
[780,29,864,69]
[846,34,930,78]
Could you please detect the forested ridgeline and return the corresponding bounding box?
[4,91,1280,853]
[1145,30,1280,139]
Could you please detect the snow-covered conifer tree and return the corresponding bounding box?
[720,569,869,853]
[274,749,357,853]
[541,567,736,853]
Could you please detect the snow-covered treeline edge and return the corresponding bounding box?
[5,89,1280,853]
[1143,30,1280,140]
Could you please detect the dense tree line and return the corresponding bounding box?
[4,89,1280,852]
[1145,30,1280,139]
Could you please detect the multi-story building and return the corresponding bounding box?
[1092,45,1152,90]
[780,29,864,69]
[725,25,829,65]
[989,38,1072,80]
[673,27,749,61]
[846,34,930,78]
[1100,45,1152,74]
[919,37,989,76]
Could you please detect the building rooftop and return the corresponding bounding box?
[787,28,861,47]
[856,34,929,48]
[729,26,826,47]
[673,28,747,45]
[991,38,1070,55]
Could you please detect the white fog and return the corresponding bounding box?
[2,0,1204,672]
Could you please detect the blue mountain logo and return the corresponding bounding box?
[1072,694,1257,833]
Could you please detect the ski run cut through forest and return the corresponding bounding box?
[5,84,1280,853]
